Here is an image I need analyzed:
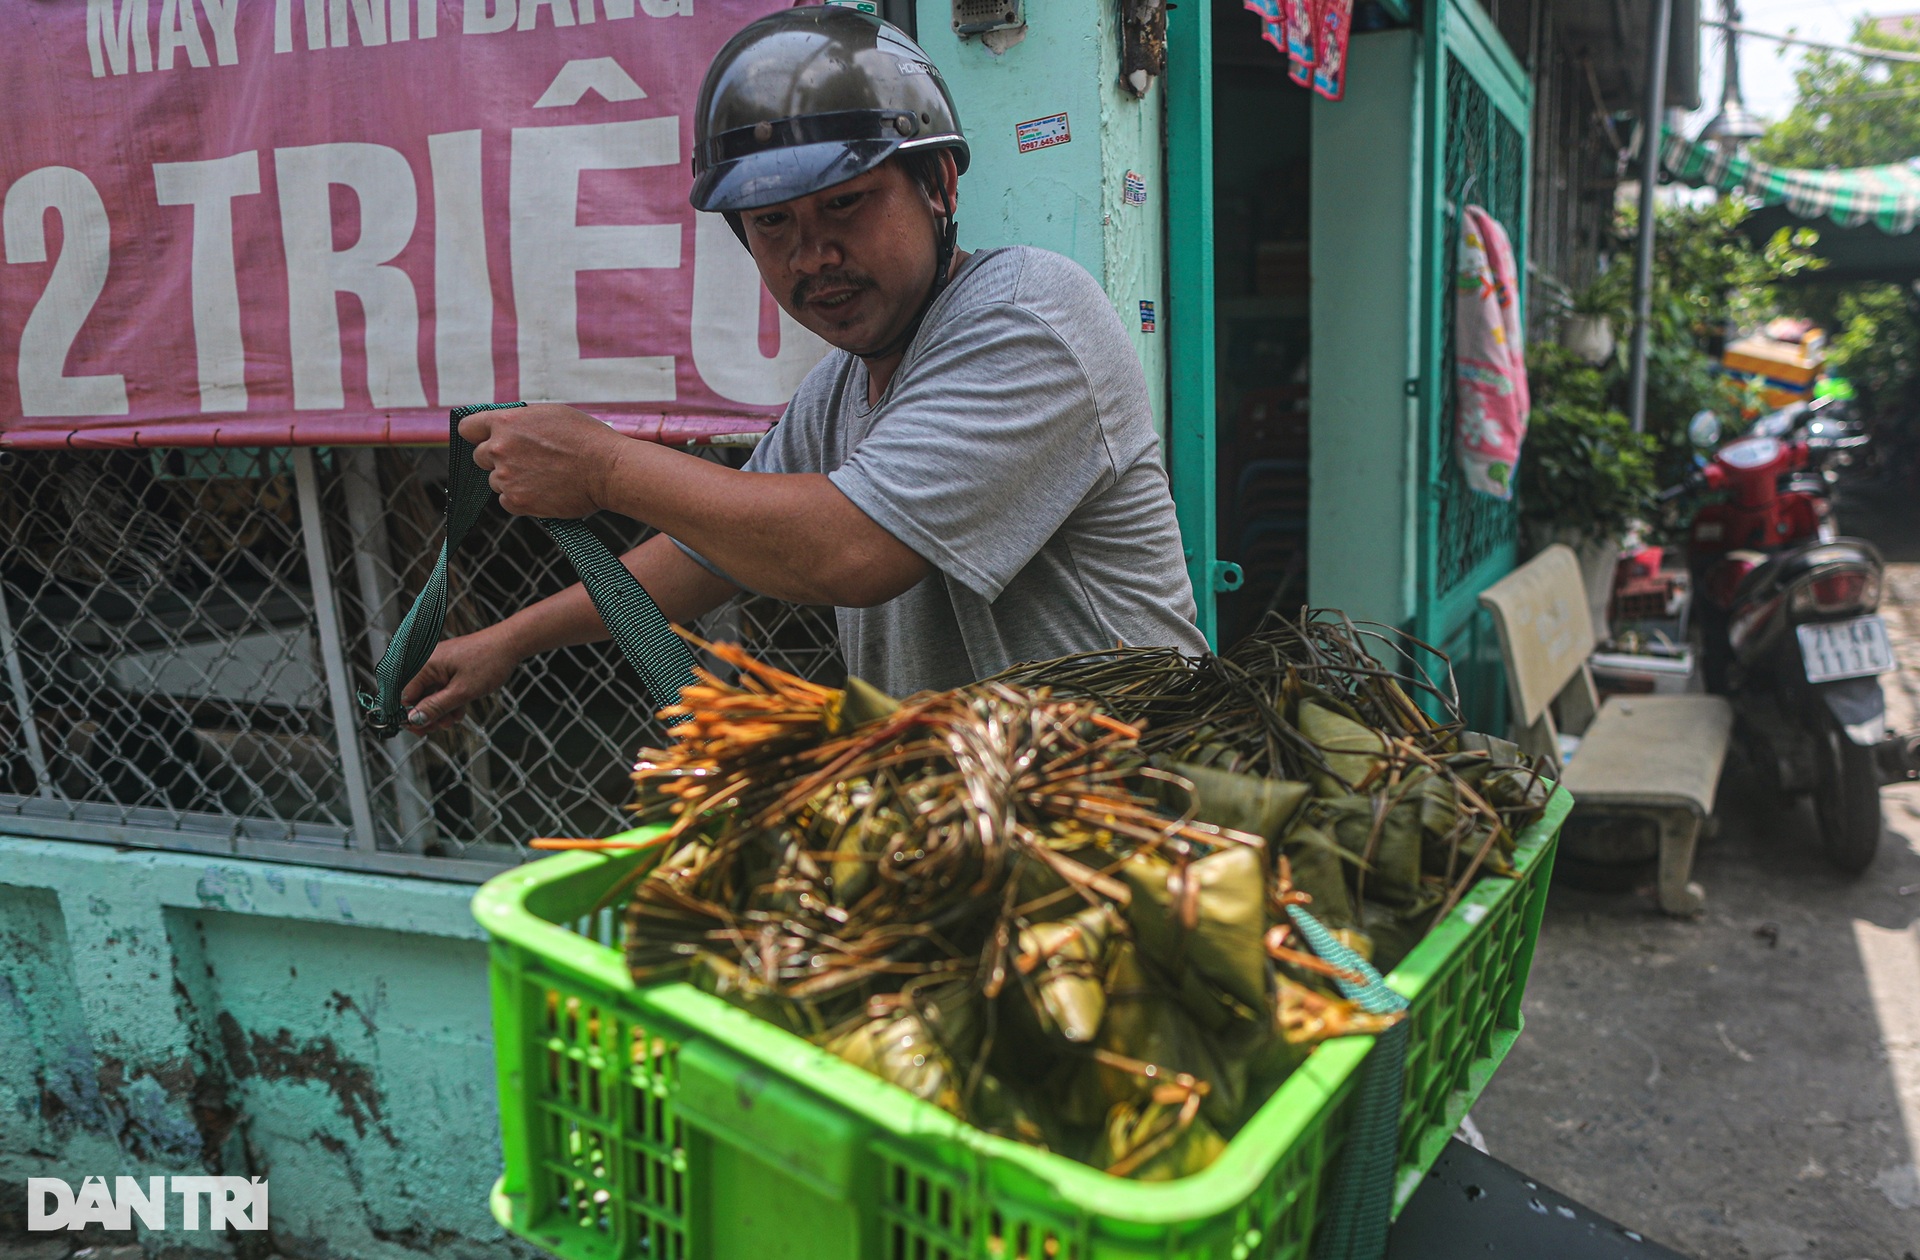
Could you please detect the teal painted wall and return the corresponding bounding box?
[1307,30,1424,628]
[0,838,528,1260]
[917,0,1167,432]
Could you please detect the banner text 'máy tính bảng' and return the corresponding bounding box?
[0,0,830,448]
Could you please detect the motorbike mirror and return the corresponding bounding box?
[1688,409,1723,448]
[1752,403,1802,438]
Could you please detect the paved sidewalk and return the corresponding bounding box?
[1472,559,1920,1259]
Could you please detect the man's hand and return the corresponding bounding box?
[464,404,928,608]
[400,626,524,733]
[460,403,628,518]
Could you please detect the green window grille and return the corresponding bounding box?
[1432,51,1528,600]
[1416,0,1533,735]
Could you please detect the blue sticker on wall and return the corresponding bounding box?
[1139,300,1156,333]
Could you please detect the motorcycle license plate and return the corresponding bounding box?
[1797,616,1896,683]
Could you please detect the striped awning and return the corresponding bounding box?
[1662,132,1920,236]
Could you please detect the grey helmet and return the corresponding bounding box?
[690,6,970,214]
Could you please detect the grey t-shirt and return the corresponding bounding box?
[688,245,1206,696]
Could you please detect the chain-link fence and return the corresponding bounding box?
[0,445,843,880]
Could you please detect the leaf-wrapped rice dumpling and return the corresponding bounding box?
[1482,763,1552,816]
[1156,761,1310,844]
[819,977,985,1115]
[1298,700,1388,793]
[1090,1093,1228,1180]
[1090,943,1246,1132]
[826,1001,963,1115]
[963,1070,1057,1149]
[1121,845,1270,1011]
[1313,795,1425,909]
[806,782,909,910]
[1353,900,1438,976]
[1457,730,1522,763]
[1010,837,1117,923]
[1012,903,1121,1044]
[1279,824,1356,928]
[624,841,725,979]
[607,628,1552,1181]
[835,675,902,730]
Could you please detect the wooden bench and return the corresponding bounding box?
[1479,545,1733,915]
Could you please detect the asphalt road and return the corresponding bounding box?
[1471,500,1920,1260]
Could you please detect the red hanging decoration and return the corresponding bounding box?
[1311,0,1353,100]
[1287,0,1318,87]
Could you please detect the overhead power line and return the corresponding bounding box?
[1805,84,1920,106]
[1701,19,1920,65]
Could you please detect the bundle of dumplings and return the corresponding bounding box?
[605,614,1548,1180]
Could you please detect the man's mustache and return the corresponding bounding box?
[791,272,877,308]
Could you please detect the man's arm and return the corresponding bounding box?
[461,405,931,608]
[400,533,739,732]
[594,451,929,608]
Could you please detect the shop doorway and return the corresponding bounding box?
[1210,0,1313,645]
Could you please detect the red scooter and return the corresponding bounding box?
[1663,429,1912,872]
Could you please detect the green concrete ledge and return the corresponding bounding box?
[0,835,534,1260]
[0,836,486,942]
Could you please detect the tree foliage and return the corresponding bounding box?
[1755,18,1920,169]
[1520,200,1813,542]
[1612,197,1823,341]
[1522,19,1920,540]
[1594,199,1806,468]
[1788,279,1920,417]
[1753,18,1920,422]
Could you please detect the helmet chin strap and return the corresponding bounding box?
[858,190,957,365]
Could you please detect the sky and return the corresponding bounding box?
[1685,1,1918,131]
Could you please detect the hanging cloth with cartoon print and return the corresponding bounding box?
[1453,204,1531,500]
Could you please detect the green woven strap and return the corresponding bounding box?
[360,403,700,738]
[1291,905,1411,1260]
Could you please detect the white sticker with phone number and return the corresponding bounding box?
[1015,112,1071,153]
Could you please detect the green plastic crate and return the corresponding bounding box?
[475,788,1569,1260]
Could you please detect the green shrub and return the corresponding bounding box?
[1518,345,1659,543]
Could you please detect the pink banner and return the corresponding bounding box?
[0,0,829,449]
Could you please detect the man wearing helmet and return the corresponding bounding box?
[403,6,1204,728]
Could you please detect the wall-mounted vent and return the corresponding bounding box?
[952,0,1023,36]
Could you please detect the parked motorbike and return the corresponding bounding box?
[1662,424,1914,872]
[1750,396,1874,495]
